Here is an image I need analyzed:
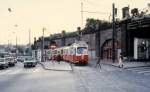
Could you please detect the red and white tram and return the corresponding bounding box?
[49,41,88,65]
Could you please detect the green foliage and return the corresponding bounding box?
[85,18,99,30]
[84,18,112,31]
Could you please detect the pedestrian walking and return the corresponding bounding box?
[95,56,101,69]
[57,54,61,64]
[118,53,123,68]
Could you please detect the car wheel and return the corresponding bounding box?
[2,66,5,69]
[5,64,9,68]
[3,65,7,69]
[24,65,26,68]
[12,64,15,67]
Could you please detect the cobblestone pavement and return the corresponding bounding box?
[73,63,150,92]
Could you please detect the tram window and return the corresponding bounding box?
[77,47,87,54]
[58,51,61,54]
[74,48,76,55]
[60,50,63,54]
[54,50,57,54]
[70,49,74,55]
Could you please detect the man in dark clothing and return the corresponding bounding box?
[95,56,101,69]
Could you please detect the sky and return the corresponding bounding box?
[0,0,149,45]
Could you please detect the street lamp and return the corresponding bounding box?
[12,31,18,58]
[7,8,18,57]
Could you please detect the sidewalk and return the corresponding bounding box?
[40,61,73,71]
[89,59,150,68]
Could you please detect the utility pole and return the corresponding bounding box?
[112,3,116,63]
[7,40,10,53]
[29,29,31,55]
[16,36,18,58]
[80,2,84,40]
[29,29,31,47]
[81,2,83,29]
[41,28,46,62]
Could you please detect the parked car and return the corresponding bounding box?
[0,58,9,69]
[5,57,16,66]
[14,58,17,63]
[16,57,24,62]
[24,57,37,68]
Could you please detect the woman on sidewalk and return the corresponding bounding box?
[118,53,123,68]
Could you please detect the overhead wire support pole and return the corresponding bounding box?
[81,2,83,29]
[112,3,116,63]
[41,27,46,62]
[80,2,84,39]
[16,36,18,58]
[29,29,31,47]
[29,29,31,55]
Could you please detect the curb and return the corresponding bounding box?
[101,62,150,69]
[38,62,74,72]
[88,60,150,69]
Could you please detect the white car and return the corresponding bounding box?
[24,57,37,67]
[5,57,16,66]
[0,58,9,69]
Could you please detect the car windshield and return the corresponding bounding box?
[77,47,88,54]
[25,57,33,61]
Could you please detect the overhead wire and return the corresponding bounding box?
[80,0,111,15]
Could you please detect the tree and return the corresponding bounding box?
[85,18,99,30]
[131,8,139,16]
[84,18,111,32]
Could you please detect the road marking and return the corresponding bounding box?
[9,69,22,75]
[0,70,12,75]
[32,68,40,73]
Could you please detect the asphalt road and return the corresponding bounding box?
[1,61,150,92]
[0,62,77,92]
